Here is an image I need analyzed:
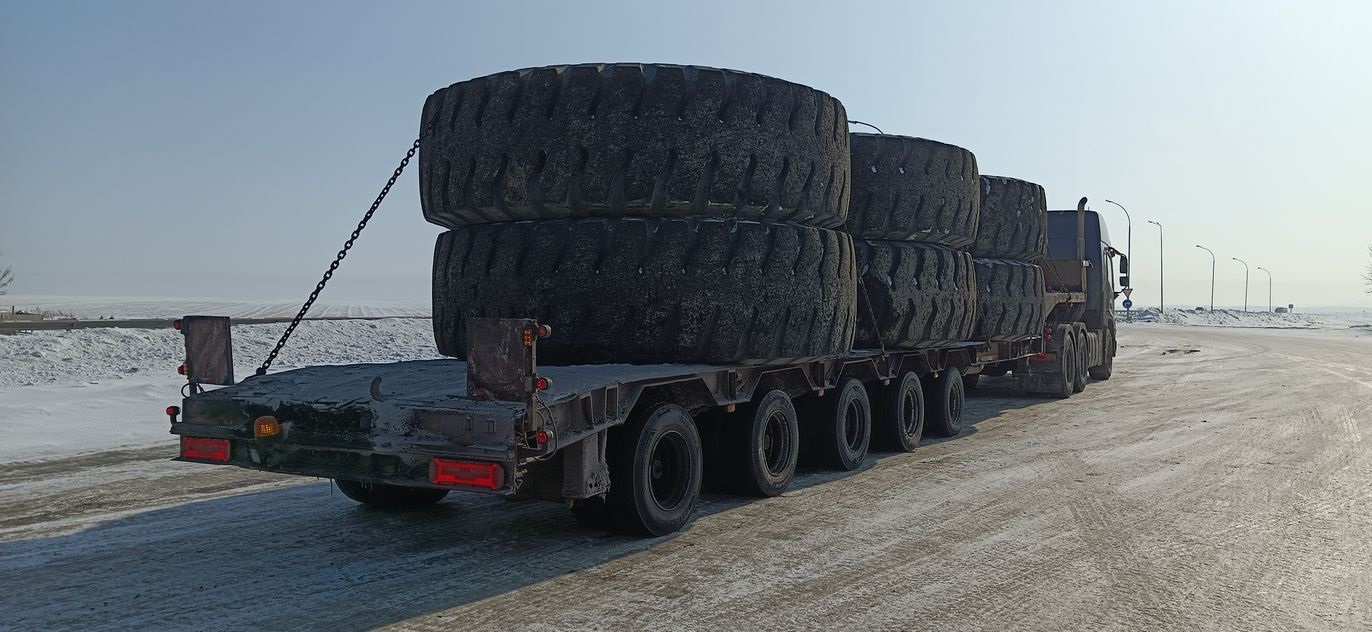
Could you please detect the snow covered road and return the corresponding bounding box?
[2,325,1370,630]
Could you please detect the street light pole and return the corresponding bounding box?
[1196,244,1215,311]
[1256,266,1272,312]
[1232,257,1249,312]
[1104,200,1133,321]
[1148,220,1163,313]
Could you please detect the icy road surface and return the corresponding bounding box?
[1,325,1370,631]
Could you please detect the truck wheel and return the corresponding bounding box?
[333,480,449,508]
[972,258,1046,342]
[729,390,799,496]
[419,64,850,230]
[874,371,924,453]
[804,378,872,470]
[607,402,702,536]
[1072,335,1088,393]
[854,240,976,350]
[433,219,857,365]
[1050,335,1076,399]
[972,176,1047,260]
[845,134,979,246]
[924,367,967,437]
[1088,328,1115,380]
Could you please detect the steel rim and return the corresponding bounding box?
[648,430,691,511]
[843,398,866,452]
[948,382,963,427]
[760,410,791,476]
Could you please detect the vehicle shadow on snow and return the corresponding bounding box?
[0,379,1056,630]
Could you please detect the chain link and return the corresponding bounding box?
[256,138,421,376]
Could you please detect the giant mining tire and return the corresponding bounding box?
[433,218,858,365]
[972,258,1045,342]
[972,176,1047,261]
[419,64,851,230]
[844,134,979,246]
[854,240,976,350]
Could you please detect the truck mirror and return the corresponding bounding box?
[1119,275,1130,288]
[1117,254,1129,274]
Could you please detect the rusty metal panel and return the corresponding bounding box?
[181,315,234,386]
[466,317,535,402]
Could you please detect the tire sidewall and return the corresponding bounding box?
[886,371,925,452]
[831,379,872,470]
[941,368,965,436]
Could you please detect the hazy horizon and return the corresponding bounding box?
[3,0,1370,309]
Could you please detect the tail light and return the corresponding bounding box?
[181,436,231,462]
[253,416,281,439]
[430,459,504,490]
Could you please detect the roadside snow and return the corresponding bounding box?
[0,318,440,463]
[2,294,429,320]
[1122,307,1371,330]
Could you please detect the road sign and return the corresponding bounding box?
[1122,299,1134,310]
[1123,287,1134,299]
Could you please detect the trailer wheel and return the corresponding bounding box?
[924,367,967,437]
[608,402,703,536]
[1088,326,1115,380]
[874,371,924,453]
[1072,335,1088,393]
[804,378,872,470]
[1050,335,1076,399]
[333,480,449,508]
[730,390,800,496]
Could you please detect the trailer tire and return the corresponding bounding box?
[1088,325,1115,380]
[1050,334,1076,399]
[802,378,871,471]
[419,64,851,230]
[973,176,1047,260]
[1073,334,1088,393]
[606,402,702,536]
[845,134,979,246]
[333,480,449,508]
[433,218,857,365]
[924,367,966,437]
[729,390,800,496]
[972,258,1045,342]
[854,240,976,350]
[874,371,924,453]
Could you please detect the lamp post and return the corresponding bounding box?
[1104,200,1133,321]
[1148,220,1163,312]
[1232,257,1249,312]
[1256,266,1272,312]
[1196,244,1215,311]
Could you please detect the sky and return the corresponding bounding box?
[2,0,1370,309]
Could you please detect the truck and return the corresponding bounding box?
[167,199,1126,536]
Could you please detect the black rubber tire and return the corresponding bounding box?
[333,480,449,508]
[923,367,966,437]
[433,218,857,365]
[972,258,1045,342]
[729,390,800,497]
[1051,334,1076,399]
[874,371,924,453]
[419,64,851,230]
[854,240,976,350]
[962,373,980,390]
[606,402,703,536]
[1073,333,1088,393]
[802,378,872,471]
[972,176,1047,260]
[845,134,979,246]
[1088,324,1115,380]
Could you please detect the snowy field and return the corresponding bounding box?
[1122,306,1372,329]
[0,318,439,463]
[1,294,429,320]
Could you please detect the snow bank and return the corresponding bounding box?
[0,318,441,463]
[1121,307,1371,329]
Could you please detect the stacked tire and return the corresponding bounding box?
[421,64,858,366]
[970,176,1047,341]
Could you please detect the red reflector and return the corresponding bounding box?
[173,319,183,331]
[181,436,230,462]
[430,458,504,490]
[535,430,550,445]
[534,376,552,391]
[166,405,180,417]
[177,364,187,376]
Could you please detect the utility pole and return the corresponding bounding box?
[1256,266,1272,312]
[1148,220,1163,313]
[1232,257,1249,312]
[1104,199,1132,321]
[1196,244,1216,311]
